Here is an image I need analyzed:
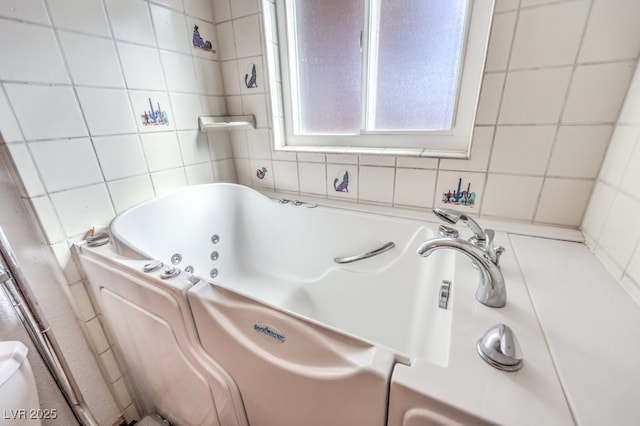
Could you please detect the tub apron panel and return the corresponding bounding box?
[188,282,397,426]
[77,250,248,426]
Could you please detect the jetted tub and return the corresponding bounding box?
[76,183,574,426]
[109,183,455,364]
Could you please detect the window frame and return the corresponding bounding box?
[264,0,495,158]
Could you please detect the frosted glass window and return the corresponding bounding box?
[373,0,467,130]
[293,0,363,134]
[270,0,493,156]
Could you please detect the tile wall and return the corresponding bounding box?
[582,59,640,305]
[0,0,234,422]
[220,0,640,228]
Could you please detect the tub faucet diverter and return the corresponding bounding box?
[417,208,507,308]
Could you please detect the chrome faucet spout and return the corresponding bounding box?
[417,237,506,308]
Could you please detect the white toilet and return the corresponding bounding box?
[0,341,42,425]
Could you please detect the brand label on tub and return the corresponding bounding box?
[253,323,286,343]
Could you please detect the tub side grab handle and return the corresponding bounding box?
[333,242,395,264]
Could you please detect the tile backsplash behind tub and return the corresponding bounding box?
[219,0,639,228]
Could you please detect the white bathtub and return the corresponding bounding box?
[76,183,574,426]
[110,183,455,364]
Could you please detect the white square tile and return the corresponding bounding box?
[298,162,326,195]
[579,0,640,63]
[50,184,115,237]
[100,349,122,383]
[625,241,640,287]
[140,132,183,171]
[327,164,357,200]
[188,17,219,58]
[360,155,395,167]
[129,91,175,132]
[239,57,264,94]
[598,192,640,269]
[547,125,612,178]
[0,89,22,142]
[272,160,298,192]
[233,158,251,185]
[534,178,593,226]
[151,0,183,12]
[358,166,394,204]
[213,158,237,182]
[212,0,231,23]
[226,95,243,115]
[475,73,506,125]
[215,21,236,60]
[169,92,202,130]
[231,0,258,18]
[107,175,155,212]
[435,171,485,211]
[0,19,69,84]
[177,130,210,164]
[185,0,214,22]
[185,163,215,184]
[105,0,155,46]
[151,168,188,194]
[509,1,589,69]
[440,126,494,172]
[117,42,166,90]
[93,134,148,180]
[77,87,137,136]
[481,174,543,221]
[563,62,636,124]
[30,138,103,192]
[208,131,233,160]
[494,0,519,12]
[30,196,64,243]
[484,12,516,72]
[250,159,273,189]
[111,378,133,409]
[499,68,572,124]
[69,281,96,321]
[230,131,249,158]
[581,181,616,242]
[247,129,272,159]
[395,156,438,169]
[6,144,45,196]
[598,125,639,187]
[620,141,640,200]
[161,51,199,93]
[394,168,436,208]
[489,125,556,175]
[47,0,110,36]
[233,15,262,58]
[619,65,640,125]
[5,84,87,141]
[49,240,82,283]
[242,94,268,128]
[59,32,125,88]
[297,153,325,163]
[0,0,49,24]
[85,317,110,354]
[221,60,241,95]
[200,95,226,116]
[193,58,224,95]
[151,4,191,53]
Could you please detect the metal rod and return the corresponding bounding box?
[333,241,395,264]
[0,227,98,426]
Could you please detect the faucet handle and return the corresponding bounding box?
[471,229,505,266]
